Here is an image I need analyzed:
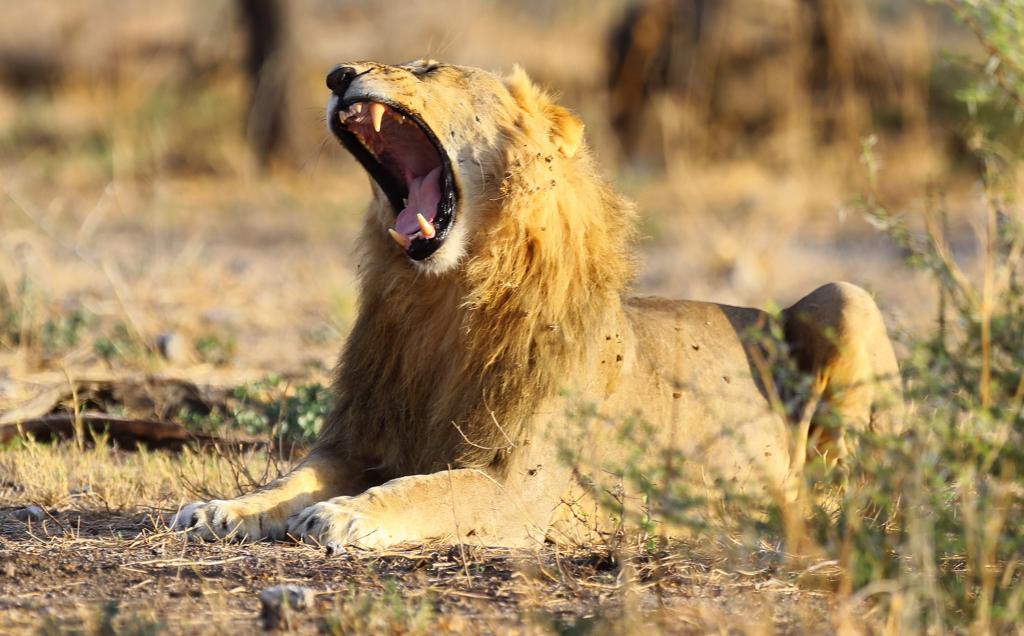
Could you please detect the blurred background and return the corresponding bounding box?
[0,0,999,402]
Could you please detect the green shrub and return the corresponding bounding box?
[795,3,1024,628]
[180,375,333,445]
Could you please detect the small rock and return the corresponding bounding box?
[201,308,240,326]
[13,506,46,522]
[0,370,13,399]
[156,332,190,363]
[259,584,315,628]
[70,484,93,497]
[0,480,23,493]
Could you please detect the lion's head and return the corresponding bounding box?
[326,59,589,274]
[323,60,634,472]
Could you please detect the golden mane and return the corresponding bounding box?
[316,71,636,475]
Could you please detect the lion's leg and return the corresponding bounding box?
[783,282,904,465]
[171,450,365,541]
[287,465,564,550]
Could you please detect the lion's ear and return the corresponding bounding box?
[546,104,584,158]
[506,66,585,158]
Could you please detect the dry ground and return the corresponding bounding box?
[0,1,987,633]
[0,444,853,634]
[0,513,835,634]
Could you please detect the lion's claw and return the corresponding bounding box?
[169,499,274,541]
[287,498,391,551]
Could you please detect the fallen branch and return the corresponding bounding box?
[0,412,272,451]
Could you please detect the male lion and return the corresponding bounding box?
[173,60,902,549]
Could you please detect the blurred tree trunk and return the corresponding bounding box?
[801,0,866,144]
[239,0,291,170]
[606,0,916,163]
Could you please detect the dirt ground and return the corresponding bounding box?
[0,441,853,634]
[0,506,846,634]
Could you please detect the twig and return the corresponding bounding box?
[62,368,84,453]
[944,0,1024,112]
[0,413,270,451]
[446,465,471,582]
[125,556,247,568]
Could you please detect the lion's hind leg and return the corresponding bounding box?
[783,282,904,465]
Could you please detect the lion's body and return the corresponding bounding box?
[175,61,902,549]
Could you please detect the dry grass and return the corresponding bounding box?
[0,437,284,512]
[0,441,849,634]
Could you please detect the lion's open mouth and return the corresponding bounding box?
[329,99,456,261]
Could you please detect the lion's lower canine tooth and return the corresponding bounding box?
[388,228,410,249]
[370,103,386,132]
[416,213,436,239]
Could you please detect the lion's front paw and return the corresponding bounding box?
[170,499,281,541]
[286,498,393,551]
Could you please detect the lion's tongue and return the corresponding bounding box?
[394,165,442,237]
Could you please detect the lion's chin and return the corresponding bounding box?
[401,212,469,276]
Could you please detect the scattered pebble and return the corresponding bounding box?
[259,584,315,628]
[0,480,23,493]
[156,332,190,363]
[13,506,46,522]
[201,307,240,326]
[0,371,13,399]
[325,541,350,557]
[70,484,93,497]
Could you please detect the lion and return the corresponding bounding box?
[172,60,902,549]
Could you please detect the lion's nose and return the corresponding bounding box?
[326,65,359,95]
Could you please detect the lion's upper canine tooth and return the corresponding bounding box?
[388,228,410,249]
[370,103,386,133]
[416,213,436,239]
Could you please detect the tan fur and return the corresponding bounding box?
[173,61,903,549]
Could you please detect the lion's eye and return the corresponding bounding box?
[411,62,441,78]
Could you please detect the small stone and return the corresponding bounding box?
[259,584,315,628]
[325,541,349,557]
[70,484,93,497]
[201,308,240,326]
[0,370,13,399]
[156,332,190,363]
[13,506,46,522]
